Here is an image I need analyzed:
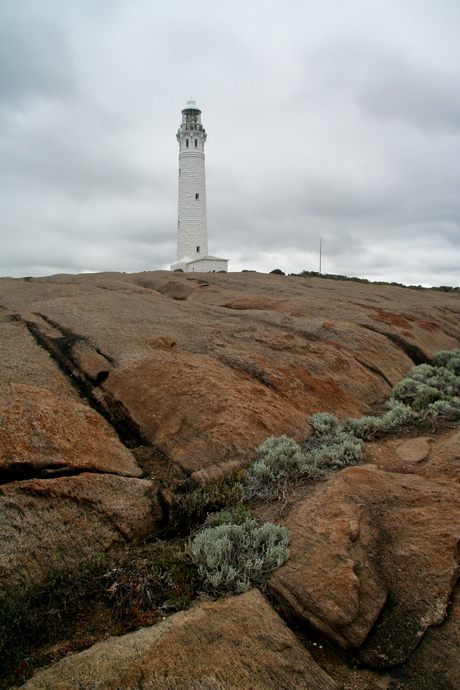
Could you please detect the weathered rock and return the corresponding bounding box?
[1,271,459,482]
[101,350,310,482]
[386,579,460,690]
[419,431,460,484]
[395,436,431,464]
[21,590,338,690]
[364,430,460,483]
[1,271,459,680]
[0,473,162,595]
[0,383,142,479]
[268,466,460,667]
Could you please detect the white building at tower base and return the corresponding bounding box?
[171,255,229,273]
[171,100,228,273]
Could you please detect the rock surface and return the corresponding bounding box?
[0,473,162,595]
[1,271,459,686]
[21,590,338,690]
[364,429,460,483]
[1,271,459,484]
[0,383,142,479]
[268,465,460,667]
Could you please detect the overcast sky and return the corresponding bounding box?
[1,0,459,286]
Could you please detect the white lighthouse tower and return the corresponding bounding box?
[171,100,228,273]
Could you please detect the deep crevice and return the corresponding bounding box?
[359,324,431,366]
[0,465,108,486]
[22,318,151,450]
[354,357,394,389]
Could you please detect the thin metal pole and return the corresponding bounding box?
[319,238,322,274]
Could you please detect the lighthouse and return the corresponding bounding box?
[170,101,228,272]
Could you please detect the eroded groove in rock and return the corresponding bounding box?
[22,317,151,450]
[359,324,430,365]
[0,464,104,485]
[354,357,393,389]
[218,354,281,393]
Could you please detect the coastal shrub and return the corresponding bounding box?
[391,351,460,406]
[243,420,363,501]
[426,397,460,420]
[168,472,243,534]
[305,413,364,469]
[344,349,460,437]
[188,518,290,597]
[242,435,317,500]
[345,399,415,439]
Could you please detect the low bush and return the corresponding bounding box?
[167,472,243,534]
[242,435,316,501]
[242,349,460,500]
[188,518,290,597]
[306,413,364,468]
[0,541,196,686]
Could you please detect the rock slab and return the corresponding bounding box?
[268,465,460,667]
[22,590,338,690]
[0,473,162,595]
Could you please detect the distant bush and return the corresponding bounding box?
[391,350,460,415]
[243,420,363,501]
[269,269,285,275]
[345,349,460,437]
[290,271,459,292]
[188,518,290,597]
[243,349,460,499]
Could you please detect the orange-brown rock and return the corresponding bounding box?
[364,429,460,483]
[0,473,162,595]
[0,383,142,478]
[21,590,338,690]
[268,466,460,667]
[1,271,459,482]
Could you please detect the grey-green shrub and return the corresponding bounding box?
[345,399,415,439]
[391,350,460,407]
[188,519,290,597]
[243,434,317,500]
[345,349,460,438]
[306,413,364,468]
[243,418,363,501]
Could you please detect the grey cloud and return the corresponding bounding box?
[0,15,76,107]
[0,0,458,286]
[356,56,460,132]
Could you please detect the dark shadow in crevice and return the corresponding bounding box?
[0,464,106,486]
[22,318,151,451]
[359,324,431,366]
[354,357,394,389]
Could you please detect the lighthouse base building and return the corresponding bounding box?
[170,255,228,273]
[171,101,228,273]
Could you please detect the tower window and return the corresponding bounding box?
[186,139,189,147]
[195,139,198,147]
[195,193,199,200]
[196,246,200,253]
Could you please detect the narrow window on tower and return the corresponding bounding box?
[195,139,198,147]
[196,246,200,253]
[195,193,199,200]
[186,139,189,147]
